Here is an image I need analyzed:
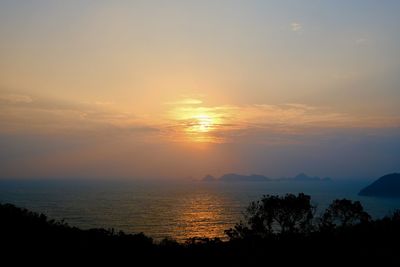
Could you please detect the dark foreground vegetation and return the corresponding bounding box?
[1,194,399,266]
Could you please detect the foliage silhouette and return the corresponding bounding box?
[225,193,315,240]
[319,199,371,230]
[1,194,399,266]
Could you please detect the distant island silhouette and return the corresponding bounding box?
[202,172,331,182]
[359,173,400,197]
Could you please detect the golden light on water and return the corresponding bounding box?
[172,193,232,241]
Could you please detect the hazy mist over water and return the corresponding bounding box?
[1,179,400,241]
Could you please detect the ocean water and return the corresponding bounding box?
[1,179,400,242]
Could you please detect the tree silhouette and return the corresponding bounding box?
[1,197,400,265]
[319,199,371,229]
[226,193,316,239]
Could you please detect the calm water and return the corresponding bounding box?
[1,179,400,242]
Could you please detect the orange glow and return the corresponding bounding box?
[187,114,214,133]
[168,104,227,143]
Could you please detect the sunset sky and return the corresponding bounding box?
[1,1,399,179]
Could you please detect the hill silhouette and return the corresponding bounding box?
[219,173,270,182]
[291,173,332,181]
[202,172,331,182]
[202,174,216,181]
[359,173,400,197]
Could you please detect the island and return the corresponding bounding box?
[359,173,400,197]
[202,173,331,182]
[202,174,217,181]
[280,173,332,182]
[219,173,270,182]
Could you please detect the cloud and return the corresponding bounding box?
[164,100,400,144]
[1,94,399,179]
[0,92,154,139]
[284,103,317,111]
[0,93,33,104]
[290,22,303,33]
[1,93,399,146]
[164,98,203,105]
[93,101,115,106]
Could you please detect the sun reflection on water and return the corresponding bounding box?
[172,194,229,241]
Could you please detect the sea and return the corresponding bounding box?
[1,179,400,242]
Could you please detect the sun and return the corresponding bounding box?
[184,113,219,143]
[189,114,214,133]
[167,100,227,143]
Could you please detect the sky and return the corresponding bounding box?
[0,0,399,180]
